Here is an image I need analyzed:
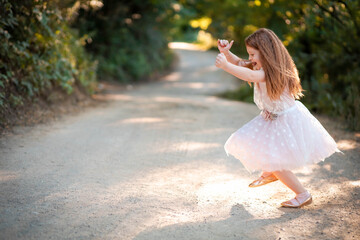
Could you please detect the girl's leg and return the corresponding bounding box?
[272,170,312,207]
[272,170,306,194]
[261,171,273,178]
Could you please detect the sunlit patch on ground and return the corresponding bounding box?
[121,117,165,124]
[153,141,222,154]
[166,82,220,90]
[337,139,357,150]
[195,173,291,218]
[162,72,181,82]
[349,180,360,187]
[153,96,188,103]
[0,171,18,182]
[93,93,133,101]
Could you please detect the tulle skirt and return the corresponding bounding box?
[224,100,342,173]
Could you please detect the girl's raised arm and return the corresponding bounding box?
[224,51,249,67]
[215,53,265,83]
[218,39,248,67]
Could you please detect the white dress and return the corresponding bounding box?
[224,81,342,173]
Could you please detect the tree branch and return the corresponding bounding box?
[336,0,360,36]
[312,0,344,25]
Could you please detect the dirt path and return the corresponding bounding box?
[1,43,359,240]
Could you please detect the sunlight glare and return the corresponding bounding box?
[337,139,357,150]
[168,42,206,51]
[349,180,360,187]
[196,173,285,218]
[122,118,164,124]
[187,142,221,151]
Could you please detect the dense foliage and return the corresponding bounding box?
[0,0,97,117]
[178,0,360,130]
[0,0,175,126]
[71,0,174,82]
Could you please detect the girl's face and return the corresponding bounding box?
[246,45,262,70]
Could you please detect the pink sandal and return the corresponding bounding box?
[281,191,312,208]
[249,174,278,188]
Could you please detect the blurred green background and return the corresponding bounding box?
[1,0,359,130]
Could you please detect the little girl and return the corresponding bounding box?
[215,28,342,208]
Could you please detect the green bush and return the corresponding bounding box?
[285,0,360,130]
[0,0,97,118]
[71,0,174,83]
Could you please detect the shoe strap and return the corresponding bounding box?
[288,198,301,206]
[294,192,311,205]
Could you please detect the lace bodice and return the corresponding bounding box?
[254,82,296,114]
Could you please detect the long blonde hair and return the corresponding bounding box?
[245,28,303,100]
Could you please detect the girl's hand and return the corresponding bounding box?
[217,39,234,54]
[261,110,278,121]
[215,53,228,69]
[262,111,271,121]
